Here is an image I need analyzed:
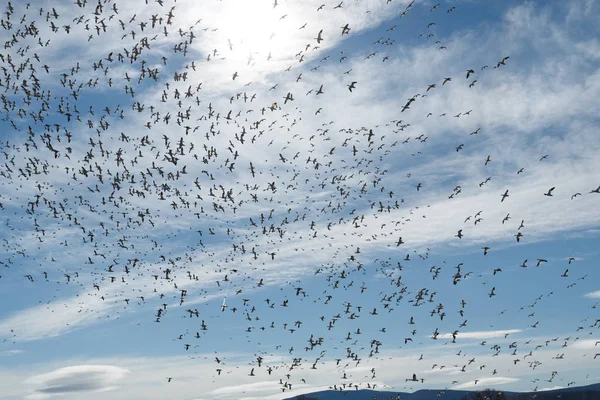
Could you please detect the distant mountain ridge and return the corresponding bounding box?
[285,382,600,400]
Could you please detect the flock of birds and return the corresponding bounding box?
[0,0,598,398]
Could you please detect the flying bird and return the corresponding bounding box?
[315,29,323,43]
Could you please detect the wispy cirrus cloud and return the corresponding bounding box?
[583,290,600,299]
[0,294,117,341]
[571,339,600,350]
[0,349,24,356]
[437,329,522,340]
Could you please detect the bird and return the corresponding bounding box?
[315,29,323,44]
[497,56,510,67]
[283,92,294,104]
[536,259,547,267]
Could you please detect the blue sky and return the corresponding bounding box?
[0,0,599,399]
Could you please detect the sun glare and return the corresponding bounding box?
[217,0,303,65]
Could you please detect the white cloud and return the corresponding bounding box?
[538,386,565,391]
[571,339,600,350]
[24,365,130,399]
[437,330,522,340]
[453,377,520,390]
[210,380,282,396]
[0,295,117,341]
[583,290,600,299]
[0,349,24,356]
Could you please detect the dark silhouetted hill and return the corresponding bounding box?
[286,383,600,400]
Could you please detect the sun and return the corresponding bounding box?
[215,0,302,65]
